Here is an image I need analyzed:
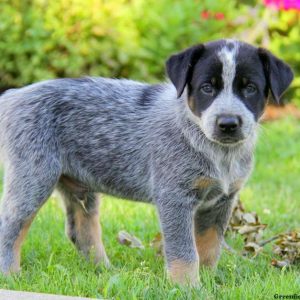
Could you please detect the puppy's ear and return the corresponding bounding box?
[166,44,204,98]
[258,48,294,103]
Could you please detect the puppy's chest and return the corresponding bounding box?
[193,176,243,199]
[192,167,245,210]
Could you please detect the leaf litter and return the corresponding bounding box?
[117,230,144,249]
[117,200,299,268]
[228,199,299,266]
[227,200,267,257]
[271,230,300,268]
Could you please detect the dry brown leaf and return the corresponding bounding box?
[150,232,163,256]
[228,199,268,257]
[117,230,144,249]
[237,224,266,235]
[228,200,245,230]
[243,242,263,257]
[271,259,291,268]
[242,213,257,224]
[272,230,300,266]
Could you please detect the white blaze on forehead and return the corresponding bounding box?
[187,39,256,153]
[218,41,239,93]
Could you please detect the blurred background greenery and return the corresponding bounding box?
[0,0,299,103]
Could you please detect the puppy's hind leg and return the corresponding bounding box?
[0,160,61,275]
[57,177,110,268]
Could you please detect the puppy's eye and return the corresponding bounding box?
[245,83,257,95]
[200,83,214,95]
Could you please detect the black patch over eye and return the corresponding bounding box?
[244,83,257,96]
[200,83,214,95]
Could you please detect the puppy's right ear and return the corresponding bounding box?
[166,44,204,98]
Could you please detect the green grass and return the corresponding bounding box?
[0,118,299,299]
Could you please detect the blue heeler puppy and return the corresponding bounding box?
[0,39,293,285]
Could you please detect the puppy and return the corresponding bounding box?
[0,39,293,285]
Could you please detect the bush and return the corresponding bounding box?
[267,11,300,104]
[0,0,241,86]
[0,0,299,103]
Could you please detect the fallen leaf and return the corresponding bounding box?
[117,230,144,249]
[227,199,267,257]
[237,224,266,235]
[150,232,163,256]
[271,259,291,268]
[242,213,257,224]
[272,230,300,266]
[228,201,299,266]
[243,242,263,257]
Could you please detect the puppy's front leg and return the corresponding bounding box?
[157,201,199,286]
[194,195,236,268]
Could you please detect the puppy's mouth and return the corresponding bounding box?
[209,134,246,146]
[218,137,245,145]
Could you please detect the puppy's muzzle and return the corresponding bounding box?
[214,114,243,144]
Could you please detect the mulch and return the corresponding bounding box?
[262,103,300,122]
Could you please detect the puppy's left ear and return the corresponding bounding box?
[258,48,294,103]
[166,44,204,98]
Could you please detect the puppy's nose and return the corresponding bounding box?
[216,115,241,133]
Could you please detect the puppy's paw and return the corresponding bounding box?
[0,260,21,276]
[168,259,200,286]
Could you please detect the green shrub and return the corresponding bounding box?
[0,0,246,87]
[0,0,299,103]
[267,11,300,104]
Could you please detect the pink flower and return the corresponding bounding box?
[264,0,300,10]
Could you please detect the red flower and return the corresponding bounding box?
[214,12,225,20]
[201,10,210,20]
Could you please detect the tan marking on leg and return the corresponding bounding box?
[11,216,34,273]
[168,259,199,286]
[74,208,110,267]
[193,177,218,190]
[195,227,221,267]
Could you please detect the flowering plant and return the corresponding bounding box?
[264,0,300,10]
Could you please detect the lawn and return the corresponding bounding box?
[0,117,299,299]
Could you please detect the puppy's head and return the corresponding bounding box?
[166,40,293,146]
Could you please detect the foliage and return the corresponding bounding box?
[267,11,300,104]
[0,0,299,103]
[228,3,300,104]
[0,0,242,87]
